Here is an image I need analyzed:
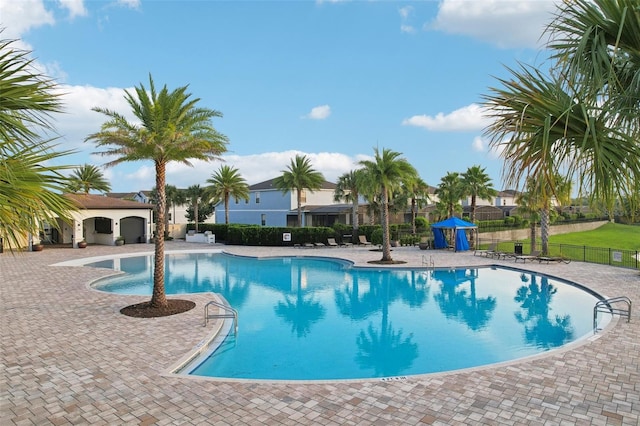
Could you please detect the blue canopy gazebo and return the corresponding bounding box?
[431,217,478,252]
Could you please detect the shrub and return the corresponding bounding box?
[371,228,383,245]
[414,216,428,229]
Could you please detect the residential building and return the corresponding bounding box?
[214,178,346,227]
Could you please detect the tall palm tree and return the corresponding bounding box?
[333,169,365,238]
[359,147,417,262]
[435,172,465,219]
[273,154,324,227]
[402,176,430,235]
[206,165,249,224]
[461,165,497,247]
[66,164,111,194]
[186,184,205,232]
[0,37,76,251]
[515,180,542,253]
[165,184,186,227]
[483,64,636,254]
[86,75,228,310]
[150,184,186,237]
[546,0,640,220]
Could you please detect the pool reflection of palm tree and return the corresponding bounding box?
[335,270,429,320]
[433,269,496,331]
[274,265,326,337]
[209,258,251,307]
[354,273,418,377]
[514,275,574,348]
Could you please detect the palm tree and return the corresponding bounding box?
[515,180,541,253]
[165,184,186,227]
[66,164,111,194]
[272,154,324,227]
[186,184,205,232]
[86,75,228,310]
[206,165,249,224]
[150,184,186,237]
[482,64,636,254]
[402,176,430,235]
[0,38,62,147]
[359,147,417,262]
[547,0,640,133]
[461,165,497,248]
[435,172,464,218]
[0,37,76,251]
[333,169,365,238]
[546,0,640,221]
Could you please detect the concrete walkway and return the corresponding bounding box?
[1,242,638,425]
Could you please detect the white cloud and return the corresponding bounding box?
[399,6,416,33]
[117,0,141,10]
[160,150,363,191]
[303,105,331,120]
[399,6,412,20]
[51,84,136,151]
[0,0,55,39]
[58,0,87,19]
[472,136,486,152]
[429,0,559,49]
[402,103,490,132]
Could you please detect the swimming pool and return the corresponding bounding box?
[90,252,609,381]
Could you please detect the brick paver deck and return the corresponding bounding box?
[1,242,638,425]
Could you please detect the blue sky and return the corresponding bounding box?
[2,0,560,193]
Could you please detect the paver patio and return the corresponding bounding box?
[1,241,638,425]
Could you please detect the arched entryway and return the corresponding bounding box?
[120,216,146,244]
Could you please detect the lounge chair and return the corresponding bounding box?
[327,238,340,247]
[537,255,571,264]
[474,242,497,257]
[314,242,326,248]
[358,235,372,246]
[514,250,541,263]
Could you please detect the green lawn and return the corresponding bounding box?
[510,222,640,268]
[548,222,640,250]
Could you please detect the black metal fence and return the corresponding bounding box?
[478,238,639,269]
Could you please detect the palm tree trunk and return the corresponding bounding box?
[151,160,168,308]
[352,199,359,237]
[297,190,303,227]
[224,194,230,224]
[411,198,417,234]
[530,222,537,253]
[194,200,199,233]
[540,204,550,255]
[470,195,477,248]
[381,189,392,262]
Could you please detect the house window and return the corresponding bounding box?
[261,214,266,226]
[94,217,112,234]
[300,190,306,203]
[255,192,261,204]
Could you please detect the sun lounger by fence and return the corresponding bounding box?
[474,242,497,257]
[515,250,541,263]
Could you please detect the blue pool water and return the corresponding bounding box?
[90,252,607,381]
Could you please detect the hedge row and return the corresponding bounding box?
[186,223,428,246]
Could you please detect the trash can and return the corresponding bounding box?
[514,242,523,255]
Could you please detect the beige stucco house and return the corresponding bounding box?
[44,194,154,248]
